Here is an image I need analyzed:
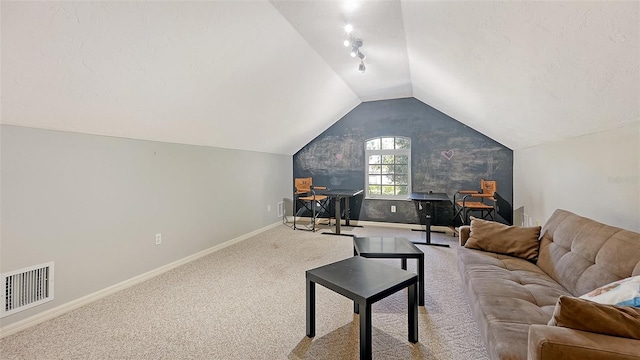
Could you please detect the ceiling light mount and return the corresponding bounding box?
[343,29,366,73]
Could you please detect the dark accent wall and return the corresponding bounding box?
[293,97,513,226]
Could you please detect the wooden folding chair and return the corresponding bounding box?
[293,177,329,232]
[454,179,497,225]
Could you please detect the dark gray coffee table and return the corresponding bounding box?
[353,237,425,306]
[306,256,418,359]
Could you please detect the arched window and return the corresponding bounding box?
[365,136,411,199]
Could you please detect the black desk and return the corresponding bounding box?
[353,237,425,306]
[319,189,363,237]
[408,192,451,247]
[306,256,418,359]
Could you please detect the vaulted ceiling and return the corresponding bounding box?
[2,1,639,155]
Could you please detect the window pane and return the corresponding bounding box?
[396,155,408,164]
[364,136,411,199]
[395,137,410,149]
[381,137,394,150]
[366,139,380,150]
[395,174,408,185]
[382,186,395,195]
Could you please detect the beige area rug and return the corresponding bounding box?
[0,223,489,359]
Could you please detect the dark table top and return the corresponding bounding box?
[354,237,423,257]
[318,189,364,197]
[306,256,416,302]
[408,192,450,202]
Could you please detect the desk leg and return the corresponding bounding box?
[411,200,450,247]
[359,302,372,359]
[344,196,363,228]
[323,197,354,236]
[335,198,341,235]
[306,279,315,338]
[401,258,407,270]
[408,283,418,343]
[418,255,424,306]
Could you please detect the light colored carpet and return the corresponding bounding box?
[0,223,489,359]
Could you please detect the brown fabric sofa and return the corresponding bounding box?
[457,209,640,360]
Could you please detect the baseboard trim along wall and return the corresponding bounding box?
[1,219,454,338]
[284,216,455,234]
[0,221,283,339]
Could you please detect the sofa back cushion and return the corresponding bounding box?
[465,218,541,261]
[536,209,640,296]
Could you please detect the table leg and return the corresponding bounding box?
[335,197,342,235]
[359,302,372,359]
[306,279,315,338]
[343,196,350,226]
[401,258,407,270]
[418,255,424,306]
[411,200,450,247]
[408,283,418,343]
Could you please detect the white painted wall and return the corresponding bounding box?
[0,125,292,327]
[514,123,640,232]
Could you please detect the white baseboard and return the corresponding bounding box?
[285,216,454,235]
[0,221,282,339]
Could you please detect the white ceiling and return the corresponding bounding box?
[2,1,639,155]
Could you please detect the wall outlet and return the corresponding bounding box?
[267,205,271,212]
[155,233,162,245]
[391,205,397,213]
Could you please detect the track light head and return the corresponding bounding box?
[356,51,366,60]
[344,24,353,34]
[358,61,366,73]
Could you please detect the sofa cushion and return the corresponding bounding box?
[536,209,640,296]
[548,295,640,340]
[464,218,541,260]
[457,247,571,360]
[579,275,640,307]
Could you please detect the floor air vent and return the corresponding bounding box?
[2,262,54,317]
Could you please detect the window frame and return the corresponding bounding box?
[364,136,411,200]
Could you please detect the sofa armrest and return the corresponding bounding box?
[458,226,471,246]
[528,324,640,360]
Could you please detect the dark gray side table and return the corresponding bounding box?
[306,256,418,359]
[353,236,425,306]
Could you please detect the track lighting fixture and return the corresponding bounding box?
[342,25,366,73]
[344,24,353,34]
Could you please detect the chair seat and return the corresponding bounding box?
[457,201,494,209]
[299,195,328,201]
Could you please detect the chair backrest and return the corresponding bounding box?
[481,179,497,197]
[295,177,313,194]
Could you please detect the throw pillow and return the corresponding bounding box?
[548,295,640,340]
[579,275,640,307]
[463,218,541,260]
